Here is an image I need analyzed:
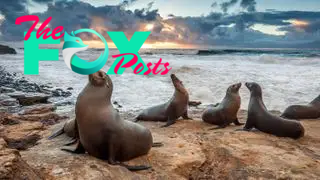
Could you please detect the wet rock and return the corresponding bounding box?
[52,88,72,97]
[188,101,202,107]
[67,87,73,90]
[7,92,50,106]
[0,44,17,54]
[0,94,19,107]
[0,87,15,93]
[113,101,123,108]
[0,138,43,180]
[1,122,44,150]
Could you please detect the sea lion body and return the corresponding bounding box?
[66,70,153,169]
[136,74,190,127]
[242,82,304,139]
[202,83,242,127]
[281,95,320,119]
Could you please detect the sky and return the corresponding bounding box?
[1,0,320,48]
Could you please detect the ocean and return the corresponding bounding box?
[0,45,319,114]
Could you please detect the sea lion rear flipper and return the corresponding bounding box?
[161,119,176,128]
[208,123,228,130]
[63,137,78,146]
[233,118,244,126]
[182,111,193,120]
[108,160,151,171]
[48,126,64,140]
[152,142,164,147]
[61,140,85,154]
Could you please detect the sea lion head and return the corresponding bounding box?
[245,82,262,97]
[171,74,187,94]
[88,70,112,89]
[227,82,241,94]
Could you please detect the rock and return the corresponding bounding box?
[188,101,202,107]
[0,138,43,179]
[7,92,50,106]
[0,87,15,93]
[1,122,44,150]
[18,104,56,115]
[0,112,20,125]
[52,88,72,97]
[5,112,67,126]
[0,94,19,107]
[0,44,17,55]
[67,87,73,90]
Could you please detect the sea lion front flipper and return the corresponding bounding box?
[233,118,244,126]
[61,140,85,154]
[182,111,193,120]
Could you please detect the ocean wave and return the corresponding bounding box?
[196,49,320,57]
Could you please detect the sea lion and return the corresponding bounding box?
[135,74,191,127]
[48,118,77,139]
[238,82,304,139]
[63,70,154,171]
[202,83,243,128]
[280,95,320,119]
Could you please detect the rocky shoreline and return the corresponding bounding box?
[0,66,319,179]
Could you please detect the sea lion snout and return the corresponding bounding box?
[170,74,180,82]
[233,82,242,90]
[89,70,110,87]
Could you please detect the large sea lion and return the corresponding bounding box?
[202,83,243,128]
[280,95,320,119]
[238,82,304,139]
[135,74,191,127]
[63,70,154,171]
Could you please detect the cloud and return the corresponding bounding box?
[220,0,257,13]
[0,0,319,48]
[220,0,238,13]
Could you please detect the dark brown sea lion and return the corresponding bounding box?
[135,74,191,127]
[62,70,154,171]
[202,83,243,129]
[238,82,305,139]
[280,95,320,119]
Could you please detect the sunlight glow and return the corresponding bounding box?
[251,24,287,36]
[287,19,309,27]
[145,23,154,31]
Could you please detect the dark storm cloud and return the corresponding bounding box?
[220,0,238,13]
[0,0,319,47]
[0,0,160,40]
[220,0,256,13]
[240,0,256,12]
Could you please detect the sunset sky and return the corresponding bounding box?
[1,0,320,48]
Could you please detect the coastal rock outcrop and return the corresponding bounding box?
[0,44,17,55]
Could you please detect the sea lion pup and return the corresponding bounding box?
[280,95,320,119]
[202,83,243,129]
[48,118,77,139]
[62,70,154,171]
[238,82,304,139]
[135,74,191,127]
